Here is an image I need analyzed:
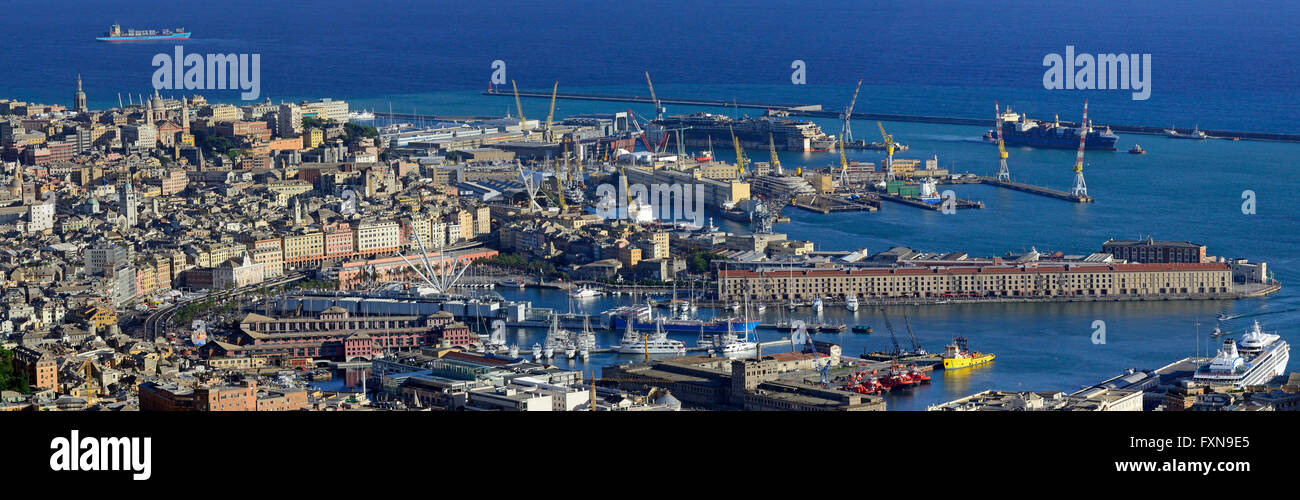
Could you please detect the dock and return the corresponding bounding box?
[876,192,984,210]
[938,176,1094,203]
[484,89,1300,143]
[790,194,878,214]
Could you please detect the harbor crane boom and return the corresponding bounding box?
[841,78,863,143]
[730,124,747,179]
[878,121,896,180]
[1071,99,1089,197]
[880,308,903,356]
[903,312,923,354]
[768,133,781,174]
[645,71,665,121]
[995,101,1011,181]
[838,138,849,186]
[511,80,527,135]
[544,81,558,142]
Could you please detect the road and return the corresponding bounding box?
[140,272,308,341]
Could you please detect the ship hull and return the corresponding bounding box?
[994,123,1118,150]
[940,354,995,370]
[97,33,192,42]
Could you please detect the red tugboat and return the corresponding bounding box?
[878,361,917,392]
[841,369,884,395]
[908,364,932,384]
[1128,144,1147,154]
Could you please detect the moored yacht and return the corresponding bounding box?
[618,319,687,354]
[846,295,860,312]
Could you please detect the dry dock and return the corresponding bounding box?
[791,194,878,213]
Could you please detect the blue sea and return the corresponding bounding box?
[7,0,1300,409]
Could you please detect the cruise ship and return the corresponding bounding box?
[617,320,687,354]
[96,24,190,42]
[653,112,834,152]
[1194,321,1290,389]
[985,107,1118,150]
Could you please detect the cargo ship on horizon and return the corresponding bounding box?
[652,111,835,153]
[984,107,1118,150]
[96,24,191,42]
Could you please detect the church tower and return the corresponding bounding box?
[74,74,88,113]
[121,180,138,228]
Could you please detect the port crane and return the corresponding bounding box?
[879,308,903,356]
[840,78,863,144]
[543,81,558,142]
[1071,99,1089,197]
[878,121,896,181]
[995,101,1011,182]
[510,80,528,137]
[729,124,747,179]
[838,138,850,187]
[625,109,656,153]
[902,312,926,355]
[645,71,665,121]
[768,133,782,174]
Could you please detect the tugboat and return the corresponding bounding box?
[878,361,918,392]
[842,369,884,395]
[937,336,995,370]
[1128,144,1147,154]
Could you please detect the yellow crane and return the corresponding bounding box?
[995,101,1011,182]
[877,121,896,180]
[544,81,558,142]
[729,124,747,179]
[511,80,527,136]
[838,137,850,187]
[558,140,568,211]
[768,133,781,174]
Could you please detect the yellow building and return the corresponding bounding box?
[303,128,323,148]
[283,230,325,265]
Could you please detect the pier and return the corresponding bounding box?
[790,194,878,213]
[485,89,1300,143]
[939,176,1094,203]
[876,192,985,210]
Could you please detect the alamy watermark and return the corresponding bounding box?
[594,182,705,227]
[152,46,260,100]
[1043,46,1150,100]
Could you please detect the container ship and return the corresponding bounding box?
[984,107,1117,150]
[652,111,835,153]
[96,24,191,42]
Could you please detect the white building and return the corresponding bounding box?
[27,203,54,233]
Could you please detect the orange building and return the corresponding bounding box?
[12,346,58,390]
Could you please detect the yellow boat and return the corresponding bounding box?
[939,337,995,370]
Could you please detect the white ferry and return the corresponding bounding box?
[1194,321,1290,389]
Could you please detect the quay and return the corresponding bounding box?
[961,176,1094,203]
[485,89,1300,143]
[790,194,878,213]
[876,192,984,210]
